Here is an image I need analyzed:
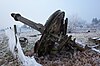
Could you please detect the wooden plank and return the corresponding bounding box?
[11,13,44,33]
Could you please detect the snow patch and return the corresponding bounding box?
[5,28,42,66]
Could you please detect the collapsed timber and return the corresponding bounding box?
[11,10,100,61]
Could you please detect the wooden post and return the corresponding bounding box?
[65,18,68,34]
[14,25,17,44]
[14,25,17,34]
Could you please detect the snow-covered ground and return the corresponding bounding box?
[68,32,100,46]
[0,30,100,66]
[5,28,42,66]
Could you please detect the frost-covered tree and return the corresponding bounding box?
[68,15,86,32]
[91,18,100,30]
[92,18,99,25]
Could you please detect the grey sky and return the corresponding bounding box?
[0,0,100,29]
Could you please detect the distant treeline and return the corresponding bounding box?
[92,18,100,25]
[91,18,100,29]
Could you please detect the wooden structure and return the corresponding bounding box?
[88,37,100,44]
[11,10,85,57]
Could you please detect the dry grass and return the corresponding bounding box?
[37,32,100,66]
[38,50,100,66]
[0,31,100,66]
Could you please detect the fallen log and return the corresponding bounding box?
[91,48,100,53]
[85,45,100,53]
[88,37,100,44]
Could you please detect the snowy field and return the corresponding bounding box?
[69,31,100,45]
[0,30,100,66]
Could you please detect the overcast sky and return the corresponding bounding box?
[0,0,100,29]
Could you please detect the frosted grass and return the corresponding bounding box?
[5,28,42,66]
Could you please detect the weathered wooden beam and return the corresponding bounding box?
[11,13,44,33]
[64,18,68,34]
[58,35,72,51]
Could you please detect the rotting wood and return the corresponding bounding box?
[11,13,44,33]
[11,10,87,58]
